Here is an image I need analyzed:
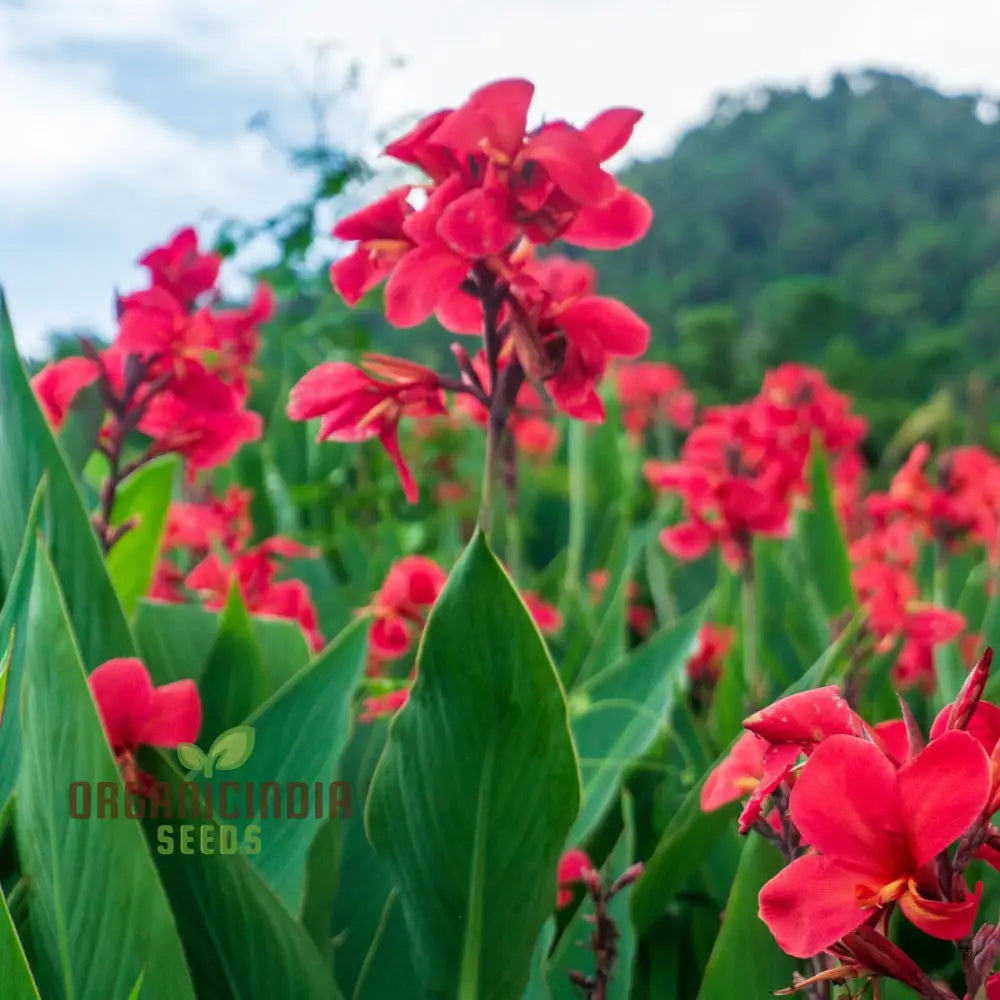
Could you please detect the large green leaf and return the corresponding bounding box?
[141,753,343,1000]
[106,455,179,616]
[15,543,195,1000]
[365,530,581,1000]
[0,880,41,999]
[331,718,419,1000]
[794,444,855,621]
[198,583,268,743]
[191,619,368,914]
[694,834,797,1000]
[0,288,133,666]
[0,485,45,807]
[567,606,703,845]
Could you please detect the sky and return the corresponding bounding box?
[3,0,1000,356]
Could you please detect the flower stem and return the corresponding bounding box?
[564,419,587,596]
[479,416,500,541]
[741,552,761,705]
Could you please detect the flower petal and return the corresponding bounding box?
[384,245,471,328]
[897,729,991,866]
[557,296,650,359]
[898,880,982,941]
[561,188,654,250]
[88,658,156,751]
[789,734,904,875]
[138,680,202,747]
[759,854,874,959]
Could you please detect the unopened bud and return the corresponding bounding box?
[609,862,644,895]
[948,647,994,732]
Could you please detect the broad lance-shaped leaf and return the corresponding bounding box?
[0,880,42,1000]
[0,625,12,728]
[15,541,196,1000]
[366,530,581,1000]
[0,482,44,808]
[332,717,419,1000]
[795,444,856,621]
[140,752,343,1000]
[191,619,368,914]
[0,287,133,667]
[198,581,268,744]
[694,833,797,1000]
[105,454,179,616]
[568,605,703,844]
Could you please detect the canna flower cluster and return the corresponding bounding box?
[359,553,562,721]
[31,228,270,549]
[702,648,1000,999]
[644,364,866,572]
[149,485,325,651]
[614,361,696,443]
[287,78,653,504]
[843,441,1000,691]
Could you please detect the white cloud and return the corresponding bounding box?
[4,0,1000,351]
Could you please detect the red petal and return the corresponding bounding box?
[897,729,991,866]
[929,699,1000,755]
[332,187,411,241]
[430,78,534,160]
[378,424,419,503]
[557,296,650,359]
[659,521,714,561]
[436,188,518,258]
[519,123,617,206]
[561,188,654,250]
[872,719,911,765]
[435,285,484,335]
[743,686,858,745]
[88,658,155,751]
[384,245,471,328]
[758,853,874,959]
[737,743,801,834]
[700,731,767,811]
[898,881,982,940]
[286,363,373,422]
[582,108,643,161]
[788,735,903,875]
[330,248,395,305]
[138,680,202,747]
[371,616,412,659]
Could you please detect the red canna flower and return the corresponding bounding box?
[557,848,594,908]
[287,354,447,503]
[520,591,562,634]
[700,731,769,812]
[31,356,101,428]
[363,556,449,664]
[686,623,734,685]
[89,657,201,790]
[758,731,990,958]
[138,226,221,308]
[616,361,696,440]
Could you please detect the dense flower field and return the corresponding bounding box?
[2,78,1000,1000]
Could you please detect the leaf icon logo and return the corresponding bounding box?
[177,725,255,778]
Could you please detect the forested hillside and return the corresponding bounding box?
[592,69,1000,456]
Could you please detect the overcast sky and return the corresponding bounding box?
[3,0,1000,355]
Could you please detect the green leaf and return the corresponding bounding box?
[57,381,103,482]
[15,542,195,1000]
[0,880,42,1000]
[795,444,855,621]
[694,834,797,1000]
[331,718,419,1000]
[141,755,343,1000]
[0,626,12,729]
[126,973,145,1000]
[0,288,134,668]
[568,606,703,844]
[365,531,581,1000]
[197,620,368,913]
[105,455,179,616]
[198,582,268,744]
[134,599,220,684]
[0,483,45,807]
[175,742,207,772]
[208,724,257,771]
